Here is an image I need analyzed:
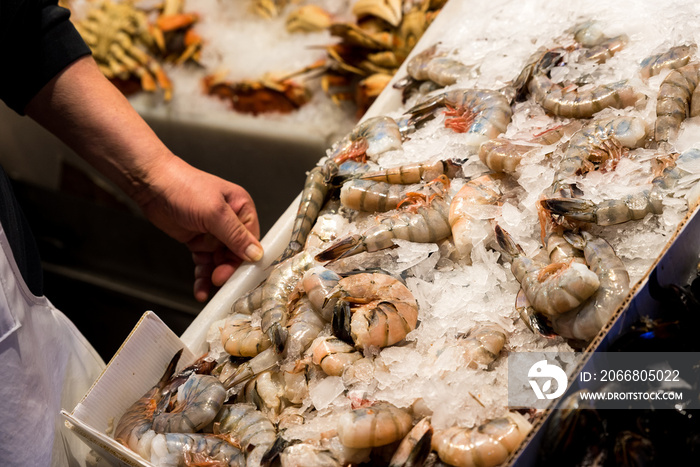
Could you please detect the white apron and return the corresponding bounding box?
[0,223,106,466]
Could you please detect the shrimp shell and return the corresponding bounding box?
[542,190,663,226]
[332,272,419,350]
[340,179,408,212]
[152,374,227,433]
[551,231,630,342]
[496,225,600,317]
[280,161,338,262]
[406,89,512,147]
[654,62,700,143]
[478,139,536,174]
[449,174,502,260]
[359,158,462,184]
[388,416,433,467]
[150,432,245,466]
[311,336,362,376]
[406,43,473,86]
[529,75,639,118]
[214,403,278,467]
[302,265,342,320]
[230,282,264,316]
[221,313,272,357]
[515,289,557,338]
[432,412,532,467]
[640,44,696,80]
[460,324,507,368]
[337,402,413,448]
[553,116,647,190]
[330,116,403,162]
[580,35,628,64]
[315,197,452,261]
[287,294,327,356]
[261,251,317,352]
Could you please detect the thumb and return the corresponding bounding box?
[211,205,264,263]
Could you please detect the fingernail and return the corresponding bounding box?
[245,243,264,262]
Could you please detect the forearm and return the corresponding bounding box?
[25,55,173,205]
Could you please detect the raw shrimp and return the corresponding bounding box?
[239,370,285,417]
[261,250,317,352]
[529,75,639,119]
[542,190,663,226]
[222,347,280,390]
[405,89,512,147]
[279,436,371,467]
[340,174,449,212]
[449,174,503,260]
[404,43,475,86]
[459,324,507,369]
[495,225,600,317]
[479,121,583,174]
[359,158,462,184]
[340,179,409,212]
[515,289,557,338]
[286,294,327,356]
[579,34,628,64]
[230,282,264,316]
[550,231,630,343]
[114,351,245,466]
[221,313,271,358]
[654,62,700,143]
[388,416,433,467]
[330,272,419,350]
[115,350,183,454]
[302,265,343,320]
[310,335,362,376]
[214,403,278,467]
[552,116,647,191]
[478,139,537,174]
[337,401,413,448]
[640,44,696,80]
[280,160,339,262]
[544,228,586,264]
[315,196,452,261]
[530,120,584,145]
[150,433,245,466]
[543,148,700,225]
[152,374,227,433]
[330,116,404,163]
[432,412,532,467]
[509,46,568,102]
[571,20,608,47]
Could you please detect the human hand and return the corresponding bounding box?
[135,156,264,302]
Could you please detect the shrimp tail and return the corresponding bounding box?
[332,300,354,346]
[268,323,288,354]
[494,224,525,258]
[563,231,586,250]
[389,429,433,467]
[315,234,366,261]
[261,436,290,465]
[543,198,597,222]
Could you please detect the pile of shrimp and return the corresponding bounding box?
[114,3,700,467]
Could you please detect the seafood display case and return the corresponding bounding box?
[63,0,700,465]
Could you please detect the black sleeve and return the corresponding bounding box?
[0,0,91,114]
[0,166,43,296]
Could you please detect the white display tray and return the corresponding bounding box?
[63,0,700,465]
